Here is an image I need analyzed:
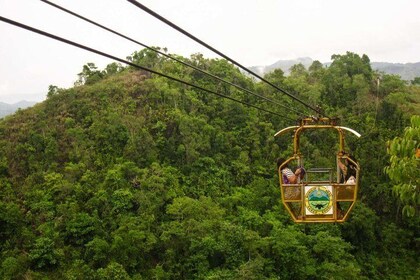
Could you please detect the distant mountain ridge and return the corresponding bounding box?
[249,58,420,81]
[0,100,37,118]
[371,62,420,81]
[249,57,314,76]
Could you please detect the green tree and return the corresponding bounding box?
[289,63,308,78]
[84,238,110,268]
[308,60,326,84]
[103,62,124,77]
[1,257,21,279]
[378,74,406,97]
[411,76,420,85]
[309,231,362,279]
[75,63,104,85]
[64,212,97,245]
[321,52,373,108]
[264,69,285,87]
[127,48,162,69]
[385,115,420,217]
[97,262,131,280]
[29,237,62,269]
[47,85,60,98]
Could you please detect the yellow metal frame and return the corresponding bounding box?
[276,117,361,223]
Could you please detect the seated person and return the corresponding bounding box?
[338,155,357,184]
[277,158,305,184]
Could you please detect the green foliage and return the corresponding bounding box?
[75,63,104,86]
[0,201,23,249]
[29,237,62,269]
[0,49,419,279]
[411,76,420,85]
[385,115,420,217]
[264,68,285,87]
[309,231,362,279]
[97,262,130,280]
[322,52,372,108]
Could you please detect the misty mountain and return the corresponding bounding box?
[0,100,37,118]
[250,58,420,81]
[249,57,314,76]
[371,62,420,81]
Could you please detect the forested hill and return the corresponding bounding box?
[0,50,419,279]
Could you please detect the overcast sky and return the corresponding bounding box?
[1,0,419,103]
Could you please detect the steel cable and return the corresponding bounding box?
[0,16,296,121]
[127,0,327,117]
[40,0,305,117]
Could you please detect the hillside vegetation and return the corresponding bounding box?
[0,50,419,279]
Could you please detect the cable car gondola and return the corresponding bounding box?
[275,117,361,223]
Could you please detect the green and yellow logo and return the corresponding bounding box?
[305,186,333,215]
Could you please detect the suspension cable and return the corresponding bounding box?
[40,0,305,117]
[0,16,296,121]
[126,0,327,117]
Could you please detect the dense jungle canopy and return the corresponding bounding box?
[0,50,419,279]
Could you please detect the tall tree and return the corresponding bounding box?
[385,115,420,217]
